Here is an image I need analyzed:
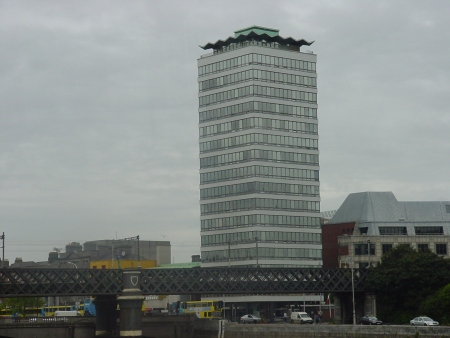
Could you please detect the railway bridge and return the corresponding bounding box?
[0,267,371,336]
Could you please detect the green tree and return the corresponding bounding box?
[2,297,45,316]
[419,283,450,325]
[368,245,450,323]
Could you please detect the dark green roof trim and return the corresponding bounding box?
[234,25,279,38]
[200,28,313,50]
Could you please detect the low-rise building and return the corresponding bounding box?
[322,191,450,268]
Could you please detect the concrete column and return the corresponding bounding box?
[94,295,117,336]
[117,269,145,337]
[364,293,376,316]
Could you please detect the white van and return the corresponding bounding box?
[54,310,80,317]
[290,312,313,324]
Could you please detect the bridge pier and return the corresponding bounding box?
[364,293,377,317]
[117,269,145,337]
[94,295,118,336]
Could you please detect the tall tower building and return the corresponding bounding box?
[198,26,321,268]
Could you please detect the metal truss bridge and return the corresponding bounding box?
[0,267,369,298]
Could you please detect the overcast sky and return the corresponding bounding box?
[1,0,449,264]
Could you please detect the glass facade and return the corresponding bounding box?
[199,32,321,267]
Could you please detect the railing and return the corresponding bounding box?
[0,316,91,325]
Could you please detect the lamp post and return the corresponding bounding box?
[345,258,356,325]
[227,239,233,268]
[255,236,259,267]
[67,262,79,305]
[68,262,77,269]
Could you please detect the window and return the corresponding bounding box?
[379,227,407,235]
[417,244,429,252]
[354,243,374,255]
[446,205,450,213]
[415,227,443,235]
[436,244,447,255]
[382,244,393,254]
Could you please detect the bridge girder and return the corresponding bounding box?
[0,267,369,297]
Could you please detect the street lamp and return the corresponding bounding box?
[227,239,233,268]
[67,262,79,305]
[255,236,259,267]
[345,258,356,325]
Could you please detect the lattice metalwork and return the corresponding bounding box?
[0,267,368,297]
[141,268,368,295]
[0,269,122,297]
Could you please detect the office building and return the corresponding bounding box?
[322,191,450,268]
[198,26,321,268]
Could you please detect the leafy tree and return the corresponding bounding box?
[419,283,450,324]
[368,245,450,323]
[2,297,45,316]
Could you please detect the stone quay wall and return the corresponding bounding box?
[195,321,450,338]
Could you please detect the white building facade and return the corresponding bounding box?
[198,26,322,268]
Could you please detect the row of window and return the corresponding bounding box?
[200,133,318,153]
[201,230,322,246]
[200,181,319,200]
[214,40,301,54]
[415,226,444,235]
[199,84,317,107]
[199,117,318,138]
[354,243,448,256]
[199,69,316,92]
[201,214,321,231]
[378,226,444,235]
[200,149,319,169]
[199,53,316,77]
[200,198,320,215]
[199,101,317,123]
[201,165,319,185]
[201,247,322,263]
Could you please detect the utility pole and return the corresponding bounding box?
[1,232,4,268]
[124,235,141,268]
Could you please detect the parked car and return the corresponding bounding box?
[359,316,382,325]
[410,317,439,326]
[240,314,261,324]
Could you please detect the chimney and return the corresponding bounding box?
[48,252,59,263]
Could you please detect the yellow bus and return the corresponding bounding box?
[183,300,223,319]
[0,307,40,318]
[40,305,74,317]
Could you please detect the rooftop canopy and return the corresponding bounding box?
[200,25,314,50]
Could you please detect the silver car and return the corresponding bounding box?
[240,314,261,324]
[410,316,439,326]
